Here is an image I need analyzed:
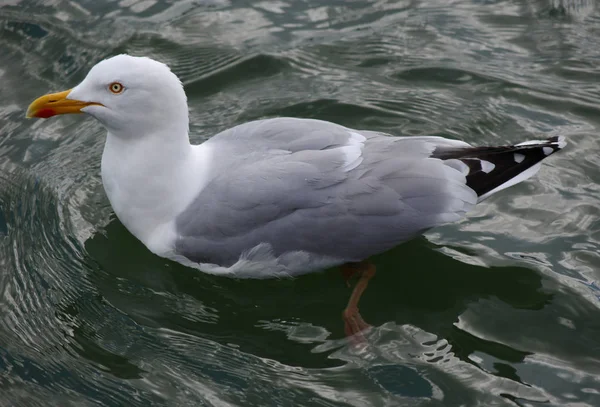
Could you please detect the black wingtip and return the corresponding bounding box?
[433,135,566,199]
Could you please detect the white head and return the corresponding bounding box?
[27,54,189,139]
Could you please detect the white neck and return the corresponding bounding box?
[101,129,211,254]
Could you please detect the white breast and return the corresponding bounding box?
[101,134,212,256]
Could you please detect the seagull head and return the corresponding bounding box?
[26,54,189,136]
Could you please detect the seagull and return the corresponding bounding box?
[27,54,565,337]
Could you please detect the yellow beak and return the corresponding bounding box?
[26,89,102,119]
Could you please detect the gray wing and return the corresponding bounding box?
[175,118,477,268]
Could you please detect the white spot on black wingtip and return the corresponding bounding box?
[480,160,495,173]
[516,136,567,150]
[542,146,553,155]
[514,153,525,163]
[516,140,541,147]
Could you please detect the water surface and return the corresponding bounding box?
[1,0,600,406]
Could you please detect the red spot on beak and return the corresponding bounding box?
[35,108,56,119]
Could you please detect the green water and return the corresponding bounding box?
[1,0,600,405]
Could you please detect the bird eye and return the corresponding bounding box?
[108,82,124,94]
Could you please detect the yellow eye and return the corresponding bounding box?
[109,82,124,94]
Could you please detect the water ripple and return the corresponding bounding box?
[2,0,600,406]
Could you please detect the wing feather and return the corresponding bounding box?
[175,119,477,267]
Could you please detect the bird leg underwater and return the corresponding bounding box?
[340,261,376,340]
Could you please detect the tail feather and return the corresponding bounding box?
[432,136,566,201]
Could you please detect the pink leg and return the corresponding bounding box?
[340,262,376,339]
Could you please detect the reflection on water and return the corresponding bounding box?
[1,0,600,405]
